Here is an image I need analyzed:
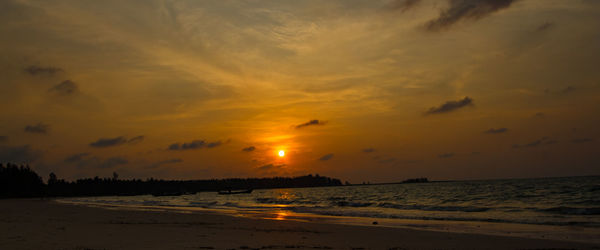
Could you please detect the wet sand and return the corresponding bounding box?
[1,199,598,250]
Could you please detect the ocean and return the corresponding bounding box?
[60,176,600,242]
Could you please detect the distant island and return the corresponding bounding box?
[0,163,342,198]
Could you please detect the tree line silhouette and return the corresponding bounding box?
[0,163,343,198]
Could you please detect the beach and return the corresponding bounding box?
[1,199,597,250]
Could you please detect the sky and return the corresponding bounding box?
[1,0,599,183]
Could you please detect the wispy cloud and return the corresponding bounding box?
[536,22,556,32]
[513,137,558,148]
[0,145,43,163]
[24,123,49,134]
[484,128,508,134]
[363,148,375,153]
[48,80,78,95]
[319,153,334,161]
[295,119,326,129]
[572,138,594,144]
[426,0,517,32]
[425,97,473,114]
[438,153,455,158]
[24,65,63,76]
[89,136,144,147]
[242,146,256,152]
[64,153,90,163]
[145,158,182,169]
[127,136,145,144]
[168,140,222,150]
[89,136,127,148]
[388,0,421,12]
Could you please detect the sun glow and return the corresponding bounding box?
[278,150,285,157]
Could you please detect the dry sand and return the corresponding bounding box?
[1,199,598,250]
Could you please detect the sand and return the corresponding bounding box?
[1,199,598,250]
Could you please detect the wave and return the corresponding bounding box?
[376,202,490,212]
[287,206,598,227]
[538,206,600,215]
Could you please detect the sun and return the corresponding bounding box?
[278,150,285,157]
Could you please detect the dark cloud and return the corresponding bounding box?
[63,153,127,169]
[295,119,326,129]
[426,0,517,32]
[24,122,49,134]
[438,153,455,158]
[363,148,375,153]
[561,86,576,94]
[536,22,555,32]
[319,153,334,161]
[484,128,508,134]
[145,158,182,169]
[533,112,545,118]
[48,80,78,95]
[64,153,90,163]
[127,136,145,144]
[89,136,127,147]
[572,138,594,144]
[513,137,557,148]
[0,145,42,163]
[0,136,7,143]
[24,65,63,76]
[242,146,256,152]
[378,157,396,164]
[206,141,222,148]
[389,0,421,12]
[258,163,286,171]
[425,96,473,114]
[98,157,128,169]
[168,140,221,150]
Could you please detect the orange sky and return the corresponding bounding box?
[1,0,599,182]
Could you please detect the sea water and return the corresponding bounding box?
[60,176,600,242]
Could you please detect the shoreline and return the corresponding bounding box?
[1,199,598,250]
[57,197,600,245]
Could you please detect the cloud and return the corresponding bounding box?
[378,157,396,164]
[242,146,256,152]
[561,86,576,94]
[295,119,326,129]
[89,136,144,148]
[257,163,286,171]
[319,153,334,161]
[533,112,545,118]
[0,145,42,163]
[536,22,556,32]
[89,136,127,147]
[425,0,517,32]
[24,122,49,134]
[389,0,421,12]
[168,140,222,150]
[127,135,145,144]
[513,137,558,148]
[98,156,128,169]
[24,65,63,76]
[48,80,78,95]
[363,148,375,153]
[438,153,455,158]
[425,96,473,114]
[572,138,594,144]
[206,141,222,148]
[0,136,7,143]
[64,152,90,163]
[145,158,183,169]
[484,128,508,134]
